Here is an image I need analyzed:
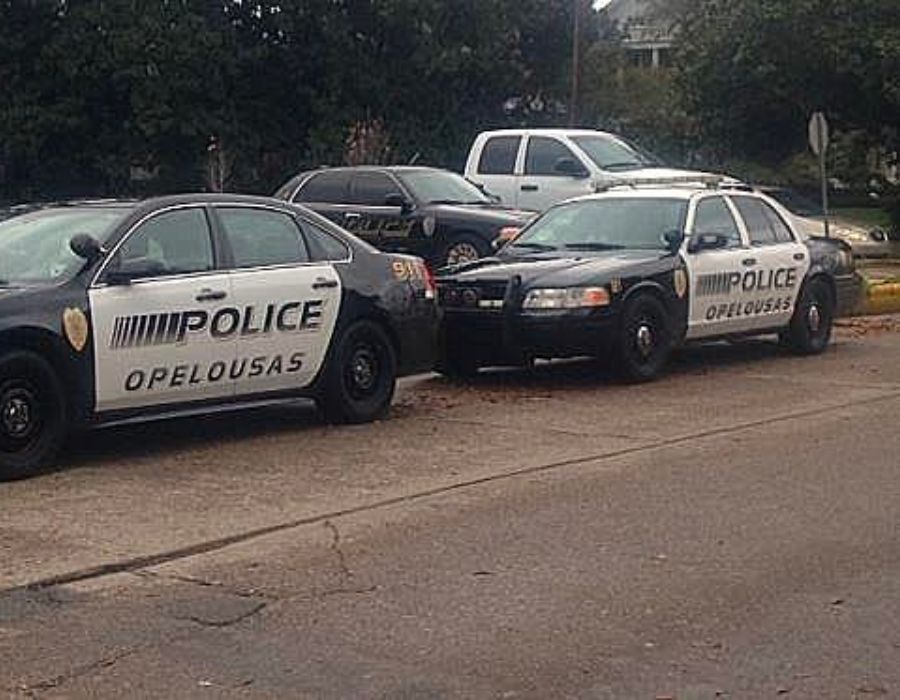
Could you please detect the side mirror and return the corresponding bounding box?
[69,233,104,263]
[384,193,413,212]
[688,232,730,253]
[553,157,589,178]
[663,229,685,252]
[103,256,167,285]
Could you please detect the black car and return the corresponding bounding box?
[0,195,437,479]
[274,166,536,267]
[436,187,861,381]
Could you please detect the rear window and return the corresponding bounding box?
[294,171,350,203]
[477,136,521,175]
[732,196,795,245]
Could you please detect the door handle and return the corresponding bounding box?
[196,288,227,302]
[343,212,361,222]
[741,258,757,267]
[312,278,338,290]
[793,252,806,261]
[521,184,539,192]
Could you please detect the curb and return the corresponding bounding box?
[859,280,900,316]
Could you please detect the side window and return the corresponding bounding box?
[525,136,581,176]
[299,219,351,261]
[117,208,213,276]
[691,196,742,249]
[293,171,350,204]
[350,173,403,206]
[477,136,521,175]
[731,197,793,245]
[218,208,309,268]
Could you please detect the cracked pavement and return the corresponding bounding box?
[1,322,899,698]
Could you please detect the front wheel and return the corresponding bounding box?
[318,320,397,424]
[614,295,672,383]
[0,351,67,481]
[439,233,490,268]
[782,278,834,355]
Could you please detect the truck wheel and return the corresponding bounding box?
[318,320,397,424]
[0,351,67,481]
[614,294,672,383]
[440,234,489,267]
[783,278,834,355]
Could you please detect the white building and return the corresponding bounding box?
[600,0,675,69]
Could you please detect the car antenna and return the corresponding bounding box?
[407,152,421,165]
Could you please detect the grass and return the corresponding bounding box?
[832,207,892,229]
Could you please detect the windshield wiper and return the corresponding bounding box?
[510,242,557,252]
[563,242,626,251]
[601,162,646,171]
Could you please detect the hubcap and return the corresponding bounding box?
[349,348,377,394]
[446,242,480,266]
[1,389,37,440]
[808,303,821,333]
[636,323,654,358]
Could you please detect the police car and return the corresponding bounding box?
[436,184,861,381]
[0,195,437,480]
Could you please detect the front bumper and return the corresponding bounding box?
[440,307,618,365]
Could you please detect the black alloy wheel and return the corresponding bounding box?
[783,278,834,355]
[0,351,67,480]
[319,320,397,424]
[615,295,672,382]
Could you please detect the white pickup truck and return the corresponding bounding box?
[464,128,727,212]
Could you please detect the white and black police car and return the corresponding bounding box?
[0,195,437,479]
[436,184,861,380]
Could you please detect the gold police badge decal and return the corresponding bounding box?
[62,307,89,352]
[673,268,688,299]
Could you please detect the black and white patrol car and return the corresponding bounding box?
[0,195,437,480]
[436,186,861,380]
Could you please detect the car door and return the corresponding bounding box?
[682,194,757,339]
[516,135,593,212]
[468,134,522,206]
[345,171,417,253]
[728,195,810,330]
[90,205,237,413]
[213,205,342,395]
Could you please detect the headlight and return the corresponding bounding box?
[522,286,610,310]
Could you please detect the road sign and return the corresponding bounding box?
[808,112,829,157]
[808,111,830,237]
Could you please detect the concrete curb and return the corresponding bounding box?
[859,279,900,316]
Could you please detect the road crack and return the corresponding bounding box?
[13,647,139,697]
[181,601,267,628]
[324,519,353,583]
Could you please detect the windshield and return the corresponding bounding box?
[571,135,662,172]
[0,208,129,285]
[510,197,688,252]
[397,170,492,205]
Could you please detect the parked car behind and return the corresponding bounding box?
[464,128,729,212]
[754,185,899,259]
[274,166,536,267]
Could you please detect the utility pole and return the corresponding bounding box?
[569,0,580,127]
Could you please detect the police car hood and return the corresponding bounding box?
[426,202,536,226]
[441,249,666,288]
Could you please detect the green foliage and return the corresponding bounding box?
[0,0,578,201]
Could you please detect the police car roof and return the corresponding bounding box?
[477,128,619,139]
[567,187,706,204]
[9,194,292,213]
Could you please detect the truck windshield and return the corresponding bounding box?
[510,197,687,252]
[0,207,128,285]
[571,135,662,172]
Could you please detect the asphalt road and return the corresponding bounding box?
[2,317,899,698]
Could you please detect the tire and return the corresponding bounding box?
[0,351,67,481]
[614,294,672,383]
[783,278,834,355]
[318,320,397,424]
[439,233,490,267]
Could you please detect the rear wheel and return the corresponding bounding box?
[783,278,834,355]
[0,351,67,481]
[318,320,397,424]
[614,295,672,382]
